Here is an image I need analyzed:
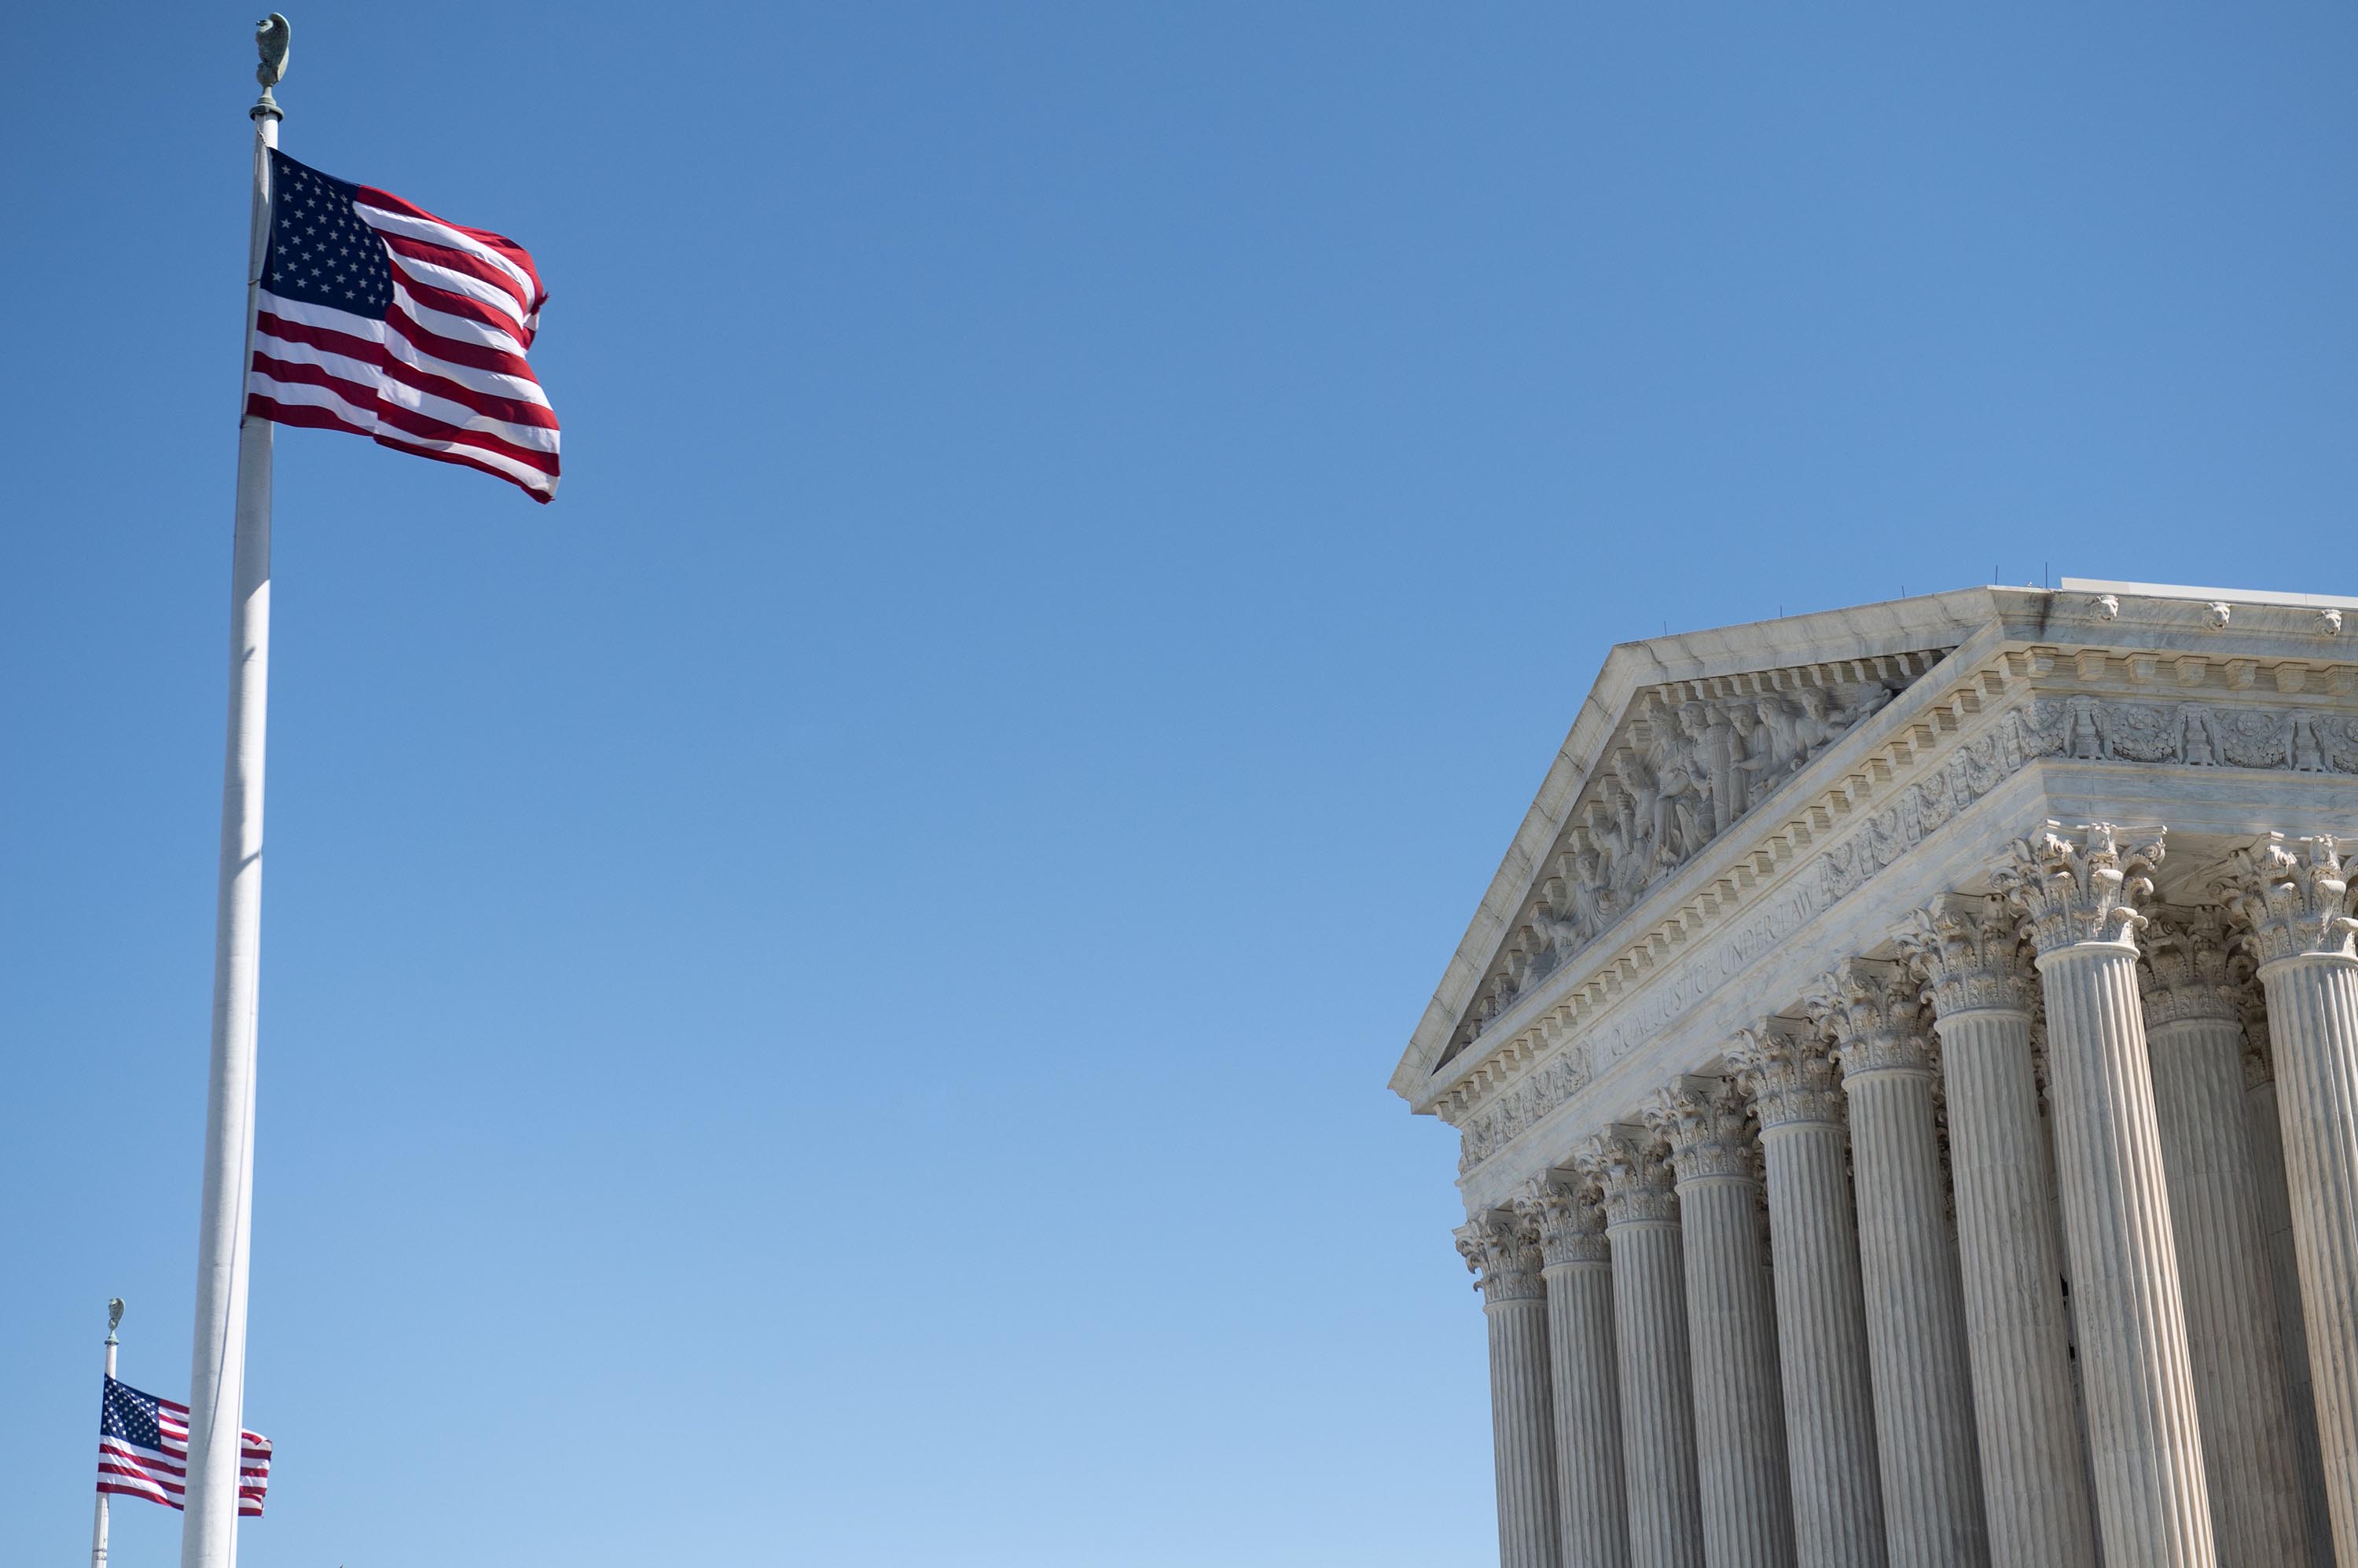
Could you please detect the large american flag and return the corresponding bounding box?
[245,149,560,502]
[97,1376,273,1518]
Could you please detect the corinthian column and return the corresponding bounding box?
[1805,961,1990,1568]
[1642,1081,1796,1568]
[1459,1211,1563,1568]
[1578,1132,1706,1568]
[2220,833,2358,1563]
[1523,1178,1633,1568]
[2237,981,2336,1567]
[2139,909,2312,1566]
[1725,1024,1886,1568]
[1893,896,2098,1568]
[1997,823,2215,1568]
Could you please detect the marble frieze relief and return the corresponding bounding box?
[1442,649,1953,1069]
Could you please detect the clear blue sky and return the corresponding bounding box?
[5,4,2355,1564]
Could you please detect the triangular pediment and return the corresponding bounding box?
[1393,589,2005,1100]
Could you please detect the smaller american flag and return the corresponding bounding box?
[97,1376,273,1518]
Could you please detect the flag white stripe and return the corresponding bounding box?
[379,378,561,453]
[248,371,378,426]
[355,200,539,303]
[257,292,391,343]
[380,332,552,408]
[387,252,530,328]
[383,430,553,490]
[392,286,531,360]
[252,332,385,395]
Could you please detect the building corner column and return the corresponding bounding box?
[1459,1211,1564,1568]
[1578,1132,1707,1568]
[1805,960,1991,1568]
[2220,832,2358,1565]
[1997,822,2216,1568]
[2139,908,2312,1566]
[1726,1023,1886,1568]
[1523,1177,1633,1568]
[1894,894,2098,1568]
[1643,1080,1797,1568]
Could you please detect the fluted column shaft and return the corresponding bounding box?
[2033,942,2216,1566]
[1900,897,2099,1568]
[1937,1007,2102,1566]
[2242,1060,2335,1566]
[1845,1064,1990,1565]
[2249,949,2358,1559]
[1809,965,1989,1568]
[2142,931,2310,1566]
[1583,1137,1706,1568]
[2004,824,2215,1568]
[1532,1188,1633,1568]
[1648,1085,1794,1568]
[1463,1217,1564,1568]
[1730,1027,1886,1568]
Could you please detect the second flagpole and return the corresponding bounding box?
[181,18,286,1568]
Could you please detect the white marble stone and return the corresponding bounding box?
[2004,826,2217,1568]
[1897,895,2099,1568]
[2139,909,2311,1566]
[1460,1213,1563,1568]
[2222,834,2358,1566]
[1525,1180,1633,1568]
[1394,582,2358,1568]
[1727,1025,1887,1568]
[1580,1133,1706,1568]
[1643,1081,1795,1568]
[1807,962,1991,1568]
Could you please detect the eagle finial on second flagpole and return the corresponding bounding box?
[255,13,291,90]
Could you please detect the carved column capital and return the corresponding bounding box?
[1805,959,1937,1078]
[1576,1129,1680,1227]
[1894,892,2039,1017]
[1456,1210,1547,1305]
[1640,1078,1757,1184]
[1518,1174,1611,1267]
[2217,832,2358,967]
[1996,821,2166,956]
[2137,906,2242,1027]
[1728,1022,1846,1129]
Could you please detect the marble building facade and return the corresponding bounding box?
[1389,580,2358,1568]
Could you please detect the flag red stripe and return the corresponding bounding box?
[250,352,379,412]
[384,304,534,381]
[395,274,531,346]
[245,392,377,439]
[379,231,533,320]
[356,185,545,301]
[375,402,562,475]
[380,354,560,429]
[255,309,385,366]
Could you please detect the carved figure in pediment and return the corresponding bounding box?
[1605,758,1660,890]
[1827,678,1897,728]
[1741,692,1809,784]
[2178,703,2221,766]
[1640,702,1713,868]
[1700,700,1752,827]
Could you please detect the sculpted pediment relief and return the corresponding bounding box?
[1438,648,1952,1070]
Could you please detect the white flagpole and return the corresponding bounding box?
[182,19,287,1568]
[91,1299,123,1568]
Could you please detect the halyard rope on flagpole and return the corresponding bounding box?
[181,18,286,1568]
